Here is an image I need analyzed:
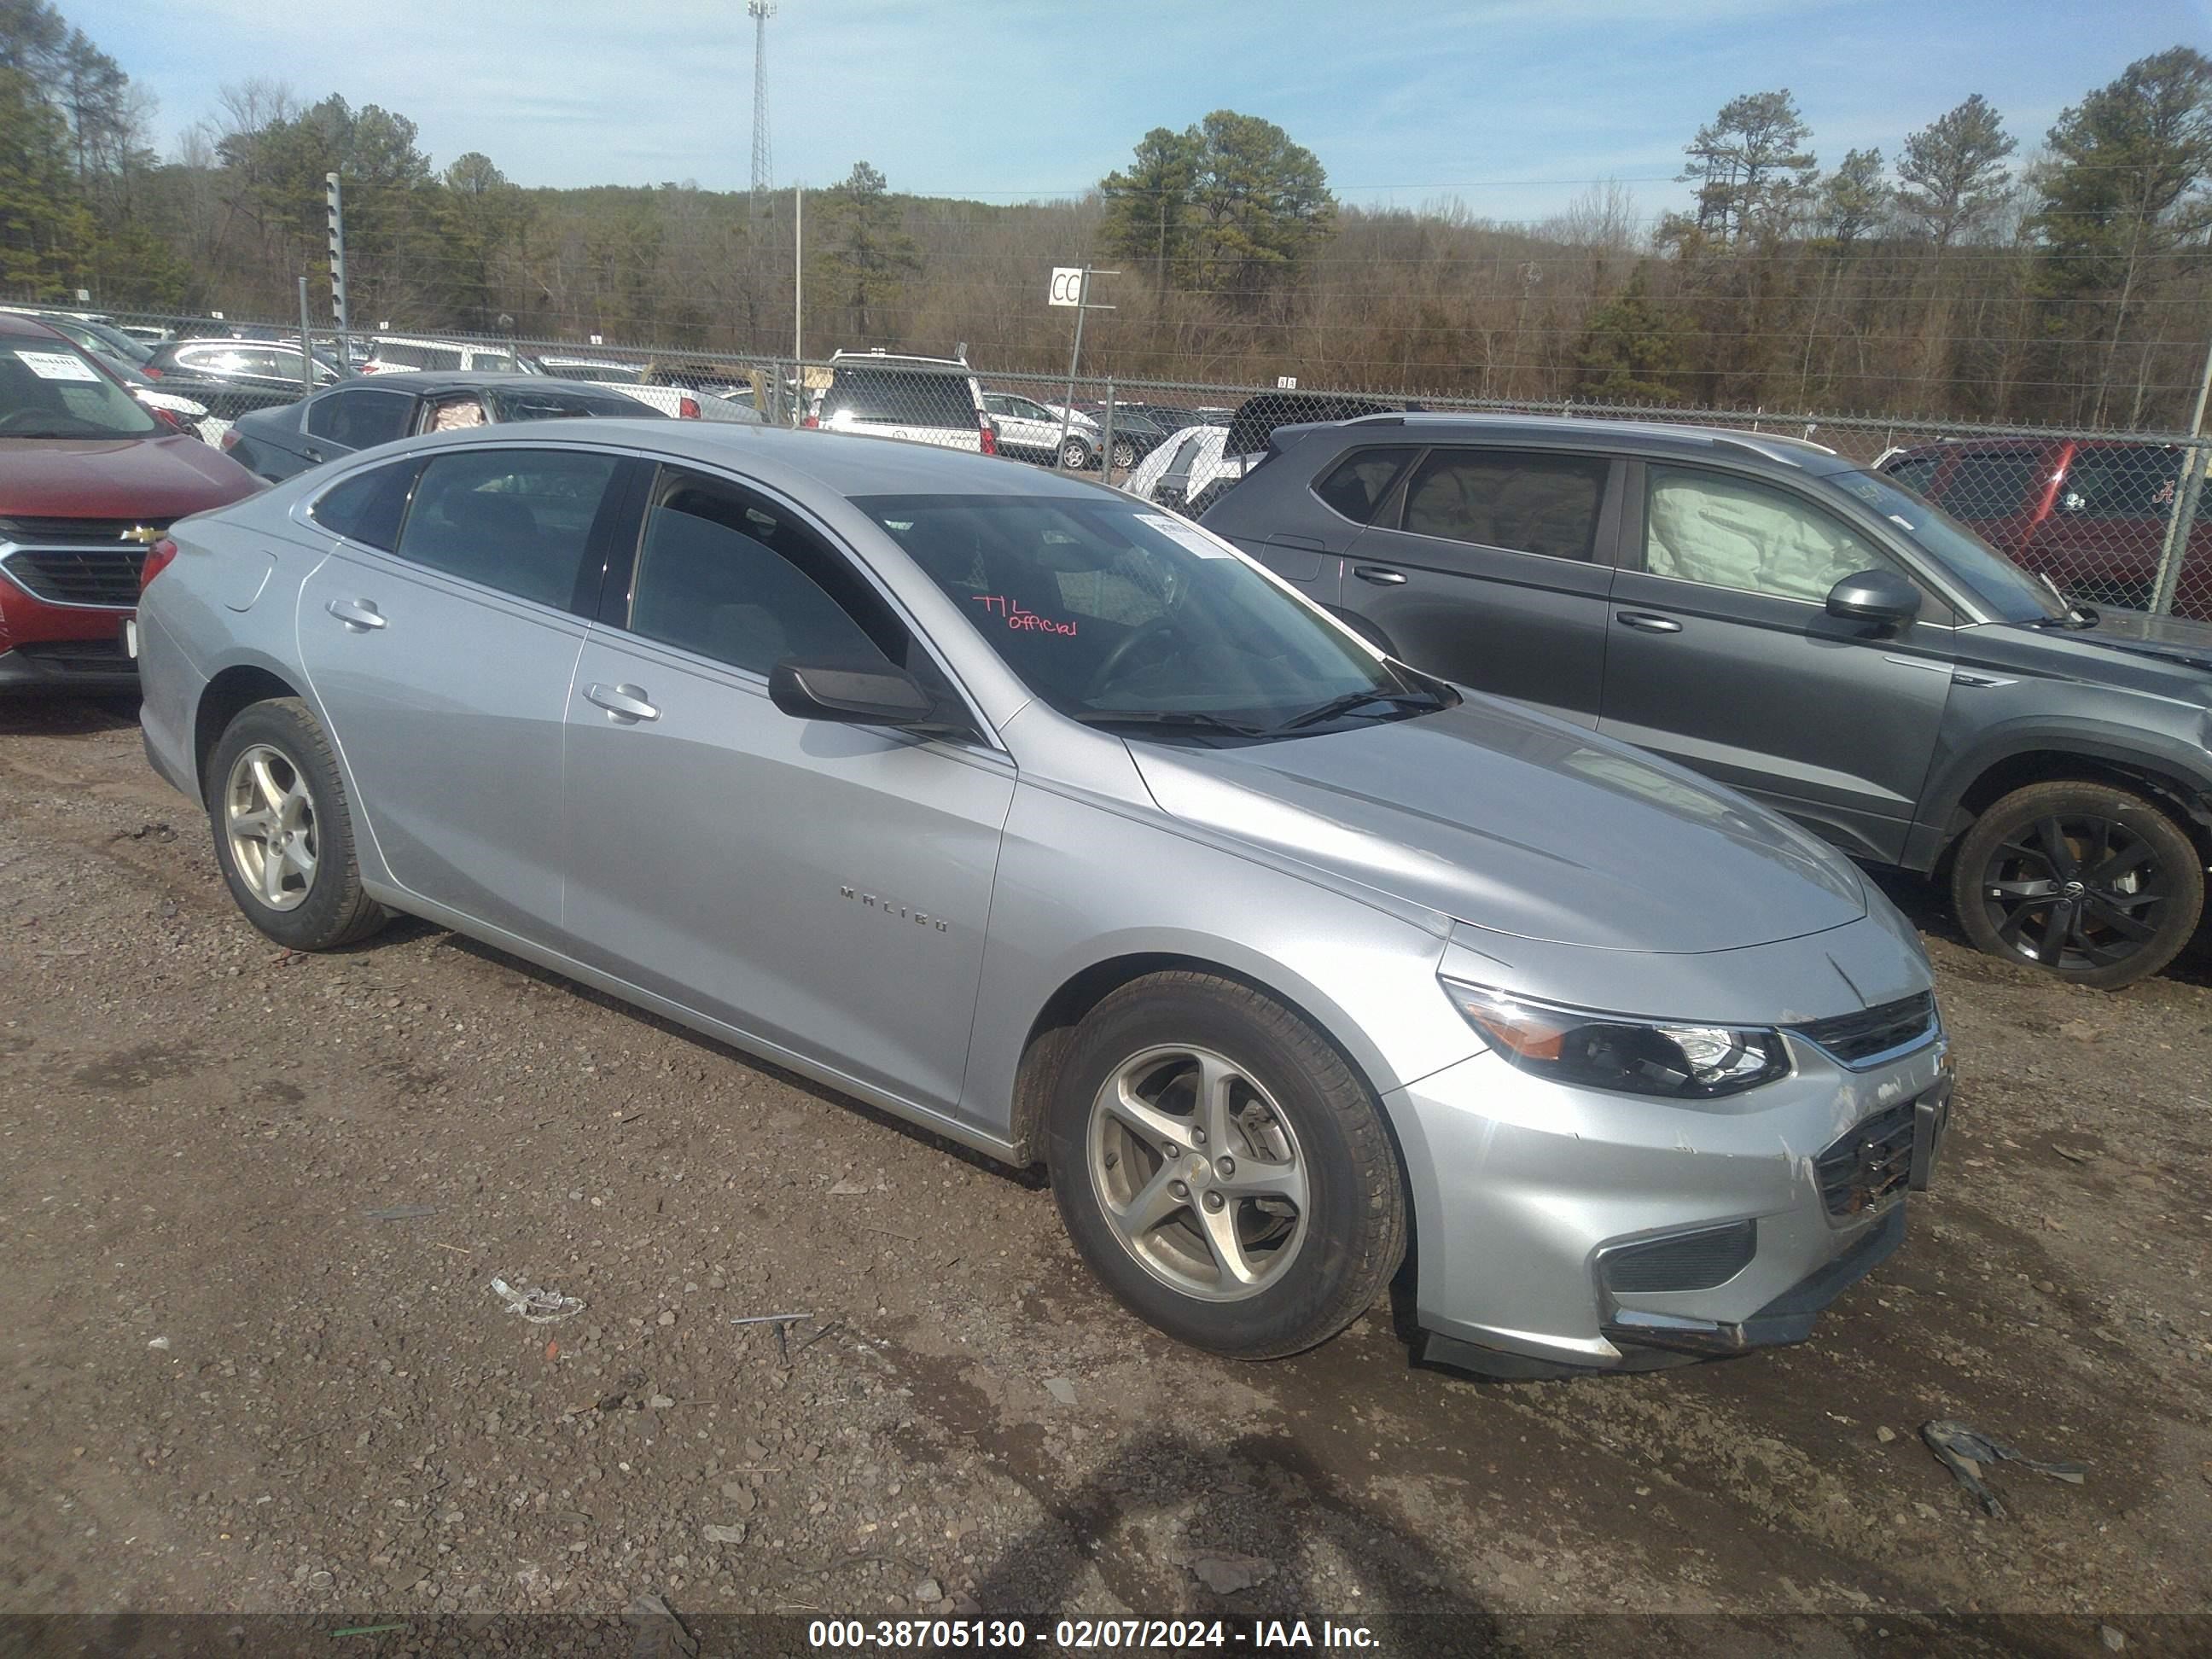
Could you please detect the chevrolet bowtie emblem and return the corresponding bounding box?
[119,525,161,545]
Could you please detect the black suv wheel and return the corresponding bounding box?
[1951,780,2202,988]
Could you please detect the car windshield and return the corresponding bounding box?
[859,494,1451,741]
[0,341,158,438]
[1825,468,2064,622]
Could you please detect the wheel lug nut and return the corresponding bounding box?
[1161,1144,1180,1160]
[1190,1127,1207,1145]
[1216,1156,1235,1178]
[1169,1179,1189,1199]
[1202,1191,1225,1212]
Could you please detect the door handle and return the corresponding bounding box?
[1616,611,1684,634]
[585,682,660,723]
[324,597,386,631]
[1352,565,1408,585]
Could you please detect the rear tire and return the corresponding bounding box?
[1045,972,1406,1359]
[1950,779,2201,989]
[206,697,390,952]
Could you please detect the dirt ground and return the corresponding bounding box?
[1,696,2209,1656]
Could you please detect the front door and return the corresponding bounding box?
[560,464,1012,1116]
[1598,461,1954,864]
[1339,446,1621,726]
[296,444,626,938]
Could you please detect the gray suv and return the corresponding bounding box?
[1203,413,2212,988]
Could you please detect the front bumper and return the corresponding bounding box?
[1384,1019,1949,1379]
[0,557,140,694]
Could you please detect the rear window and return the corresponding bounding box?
[2058,447,2183,521]
[469,351,521,374]
[821,368,977,429]
[1938,452,2041,520]
[1313,446,1417,524]
[1884,455,1940,496]
[491,387,667,422]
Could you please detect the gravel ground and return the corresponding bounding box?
[1,697,2209,1654]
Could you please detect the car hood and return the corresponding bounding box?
[1126,700,1868,953]
[2062,608,2212,672]
[0,434,259,519]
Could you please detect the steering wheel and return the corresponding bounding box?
[1085,615,1183,700]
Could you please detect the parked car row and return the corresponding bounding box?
[13,311,2204,1394]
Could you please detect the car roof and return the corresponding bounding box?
[827,351,972,374]
[343,419,1112,500]
[1889,434,2169,457]
[1312,411,1857,474]
[324,372,644,398]
[0,311,73,343]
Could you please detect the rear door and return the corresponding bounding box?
[1337,445,1621,726]
[1598,461,1953,864]
[297,444,632,940]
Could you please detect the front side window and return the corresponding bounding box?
[1313,446,1417,524]
[393,447,619,609]
[1644,466,1895,604]
[307,387,416,450]
[1401,449,1608,561]
[1824,468,2061,622]
[626,469,894,676]
[861,493,1443,737]
[0,342,157,438]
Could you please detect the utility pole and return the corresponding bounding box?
[793,184,803,367]
[748,1,775,220]
[325,172,349,358]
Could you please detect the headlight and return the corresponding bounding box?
[1441,978,1790,1099]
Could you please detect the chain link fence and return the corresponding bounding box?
[26,300,2209,619]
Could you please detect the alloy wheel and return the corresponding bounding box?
[1086,1044,1309,1302]
[1976,812,2170,972]
[224,742,318,911]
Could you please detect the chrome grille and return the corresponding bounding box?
[1792,992,1937,1067]
[2,547,145,607]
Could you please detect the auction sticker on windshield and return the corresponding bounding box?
[1136,512,1235,558]
[15,350,99,381]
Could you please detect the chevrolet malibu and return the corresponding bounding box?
[136,422,1951,1377]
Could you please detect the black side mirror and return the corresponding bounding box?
[769,657,934,726]
[1825,569,1921,627]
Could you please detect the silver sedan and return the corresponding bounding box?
[134,422,1949,1377]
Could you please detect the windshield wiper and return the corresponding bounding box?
[1072,709,1272,738]
[1277,687,1449,731]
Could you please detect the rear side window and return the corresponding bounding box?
[310,459,418,550]
[493,388,665,422]
[821,368,977,428]
[1884,456,1940,497]
[2059,448,2183,520]
[393,447,620,608]
[307,387,416,450]
[1401,449,1609,561]
[1313,446,1417,524]
[1940,453,2040,520]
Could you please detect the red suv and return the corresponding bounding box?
[0,314,261,694]
[1878,436,2211,615]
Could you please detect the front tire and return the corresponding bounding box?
[206,697,389,952]
[1059,436,1094,470]
[1045,972,1407,1359]
[1110,438,1138,470]
[1950,779,2201,988]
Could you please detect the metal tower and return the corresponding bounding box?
[748,0,775,214]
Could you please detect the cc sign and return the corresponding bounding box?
[1048,266,1086,307]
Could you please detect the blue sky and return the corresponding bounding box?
[79,0,2212,222]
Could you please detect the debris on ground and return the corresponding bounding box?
[1920,1419,2087,1517]
[623,1592,699,1659]
[1043,1377,1078,1406]
[702,1522,747,1545]
[1190,1552,1274,1595]
[363,1204,438,1220]
[489,1277,584,1324]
